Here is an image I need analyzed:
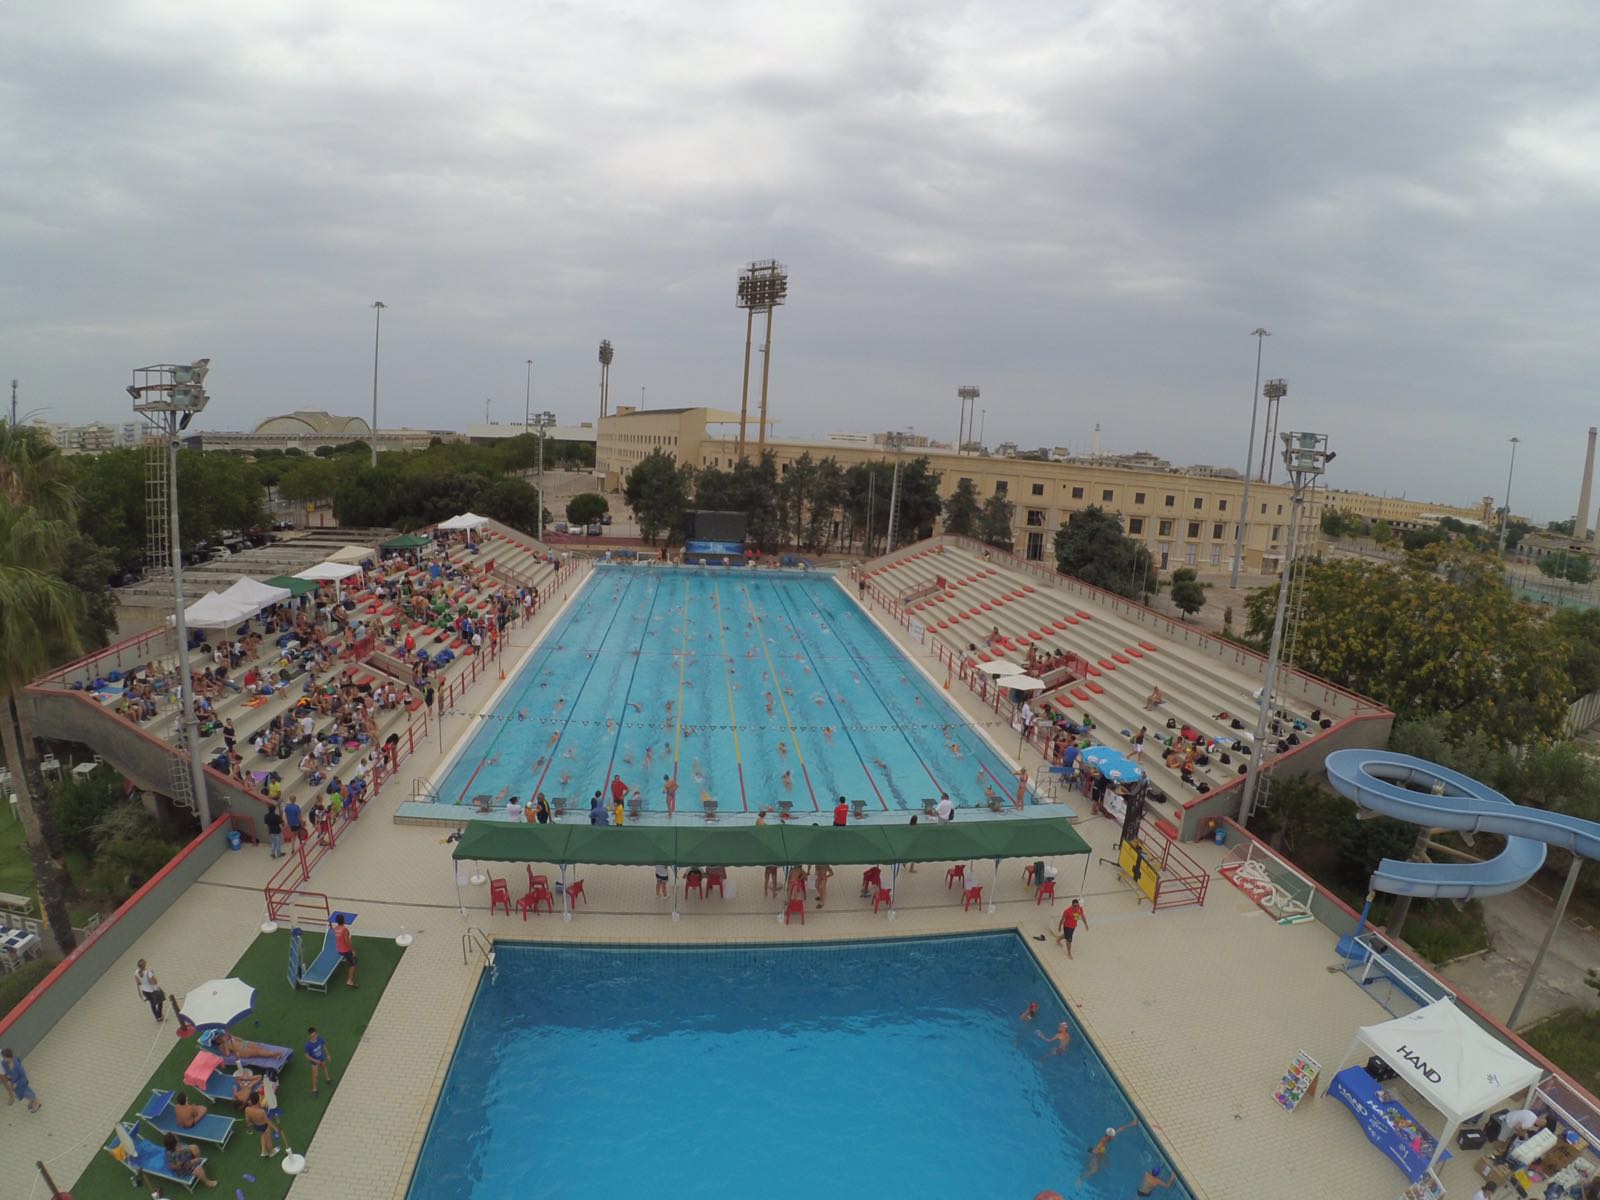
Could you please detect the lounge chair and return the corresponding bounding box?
[139,1089,236,1148]
[297,911,357,991]
[195,1030,295,1073]
[103,1122,208,1192]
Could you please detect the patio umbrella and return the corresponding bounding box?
[1080,746,1145,784]
[177,977,256,1031]
[975,660,1018,676]
[997,674,1045,691]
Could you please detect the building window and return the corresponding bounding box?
[1071,486,1084,499]
[1185,544,1198,565]
[1135,492,1146,505]
[1031,482,1044,496]
[959,477,973,489]
[1026,509,1045,527]
[1157,543,1171,569]
[1158,519,1174,537]
[1102,489,1114,502]
[1128,517,1144,535]
[1260,503,1268,515]
[995,480,1008,496]
[1218,499,1227,512]
[1212,523,1225,540]
[1187,522,1200,539]
[1277,504,1284,515]
[1272,525,1283,541]
[1026,531,1045,561]
[1193,497,1204,510]
[1164,495,1176,507]
[1210,544,1223,566]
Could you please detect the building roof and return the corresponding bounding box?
[250,411,372,438]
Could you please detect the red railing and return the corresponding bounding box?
[35,623,179,688]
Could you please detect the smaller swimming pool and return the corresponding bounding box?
[409,932,1190,1199]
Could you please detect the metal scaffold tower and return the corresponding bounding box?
[143,420,171,580]
[1253,477,1320,816]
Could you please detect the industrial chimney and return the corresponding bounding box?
[1579,427,1598,541]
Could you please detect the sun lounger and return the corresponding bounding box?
[104,1122,208,1192]
[297,910,357,991]
[139,1089,236,1147]
[195,1030,294,1072]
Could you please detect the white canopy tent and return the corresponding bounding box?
[438,512,489,531]
[293,561,363,582]
[1331,1000,1544,1168]
[179,591,258,629]
[327,544,376,564]
[218,577,292,612]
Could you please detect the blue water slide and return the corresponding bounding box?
[1324,750,1600,899]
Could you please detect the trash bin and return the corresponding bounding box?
[1213,825,1227,846]
[226,831,242,852]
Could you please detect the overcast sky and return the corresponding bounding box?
[3,1,1597,520]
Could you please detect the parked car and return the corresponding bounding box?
[587,522,603,536]
[601,514,612,525]
[553,521,569,534]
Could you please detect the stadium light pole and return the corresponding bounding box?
[532,411,556,541]
[369,301,386,468]
[1230,328,1269,588]
[524,359,533,435]
[1497,436,1521,558]
[1237,431,1333,827]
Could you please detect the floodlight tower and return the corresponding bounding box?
[885,429,913,552]
[1237,431,1334,825]
[957,386,980,454]
[369,301,385,467]
[1230,328,1271,587]
[531,411,556,541]
[1258,378,1288,483]
[128,360,214,828]
[735,260,789,459]
[598,340,614,421]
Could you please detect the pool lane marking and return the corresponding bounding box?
[523,573,644,803]
[451,577,607,802]
[671,575,691,785]
[738,581,821,812]
[768,579,889,810]
[709,579,750,812]
[595,572,669,803]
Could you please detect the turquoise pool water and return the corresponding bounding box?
[407,934,1190,1199]
[440,568,1024,815]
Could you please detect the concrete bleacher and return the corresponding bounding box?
[861,538,1371,821]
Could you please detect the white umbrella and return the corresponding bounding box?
[997,674,1046,691]
[178,977,257,1031]
[976,660,1019,676]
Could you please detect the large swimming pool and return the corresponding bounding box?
[439,568,1024,816]
[408,934,1189,1199]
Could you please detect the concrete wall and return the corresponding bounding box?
[0,819,231,1057]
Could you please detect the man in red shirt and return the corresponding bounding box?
[610,774,628,805]
[332,913,357,988]
[833,797,849,826]
[1056,899,1088,959]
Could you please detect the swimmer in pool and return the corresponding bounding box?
[644,747,654,767]
[606,718,616,733]
[560,771,572,787]
[781,770,792,790]
[1037,1022,1072,1056]
[949,743,963,756]
[823,727,834,742]
[777,742,787,756]
[517,709,528,722]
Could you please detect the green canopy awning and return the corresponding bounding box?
[884,817,1090,862]
[264,575,321,598]
[453,821,571,864]
[561,825,677,866]
[674,823,788,866]
[777,824,898,866]
[381,533,433,550]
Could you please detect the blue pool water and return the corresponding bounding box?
[440,567,1024,815]
[408,934,1190,1199]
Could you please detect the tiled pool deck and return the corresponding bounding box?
[5,571,1488,1200]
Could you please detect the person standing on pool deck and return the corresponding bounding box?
[610,773,628,807]
[1056,899,1088,958]
[833,797,848,826]
[135,958,165,1021]
[1015,768,1029,811]
[663,774,677,818]
[1,1047,41,1111]
[1136,1165,1174,1195]
[244,1088,281,1158]
[304,1026,334,1095]
[1079,1121,1137,1181]
[333,913,357,988]
[814,863,833,907]
[263,801,284,859]
[589,792,609,825]
[284,796,304,845]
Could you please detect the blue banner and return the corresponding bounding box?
[1330,1066,1449,1183]
[684,540,746,558]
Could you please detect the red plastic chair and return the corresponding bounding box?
[787,874,807,899]
[704,869,726,898]
[518,884,554,918]
[526,868,549,893]
[488,877,512,916]
[872,887,893,913]
[862,866,883,894]
[945,864,966,890]
[684,870,705,899]
[784,898,806,925]
[963,885,984,911]
[1035,880,1057,906]
[565,879,586,907]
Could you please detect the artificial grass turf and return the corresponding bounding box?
[69,927,406,1200]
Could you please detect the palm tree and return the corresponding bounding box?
[0,425,83,952]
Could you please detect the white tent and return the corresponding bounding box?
[1332,1000,1543,1168]
[438,512,489,531]
[180,591,258,629]
[327,544,376,564]
[218,577,292,612]
[293,561,363,582]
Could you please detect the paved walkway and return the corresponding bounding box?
[2,569,1498,1200]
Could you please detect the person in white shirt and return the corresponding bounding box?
[1499,1108,1544,1141]
[935,793,955,823]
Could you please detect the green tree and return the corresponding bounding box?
[1244,554,1571,743]
[694,453,782,550]
[1548,517,1577,536]
[276,457,341,506]
[566,492,610,527]
[476,477,543,533]
[624,450,691,544]
[842,457,943,555]
[1552,607,1600,697]
[942,478,981,537]
[1053,506,1155,599]
[1169,566,1206,617]
[1566,555,1594,584]
[976,494,1015,550]
[1320,509,1348,538]
[1402,527,1447,553]
[775,453,847,551]
[1372,519,1395,545]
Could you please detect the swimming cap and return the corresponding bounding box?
[1151,1166,1164,1177]
[1106,1127,1118,1137]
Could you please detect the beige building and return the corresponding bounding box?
[193,410,456,454]
[1323,489,1493,530]
[597,406,1320,572]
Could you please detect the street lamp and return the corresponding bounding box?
[369,301,386,468]
[1497,436,1521,558]
[1237,431,1334,826]
[1230,328,1270,588]
[129,360,214,828]
[524,360,533,434]
[531,411,556,541]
